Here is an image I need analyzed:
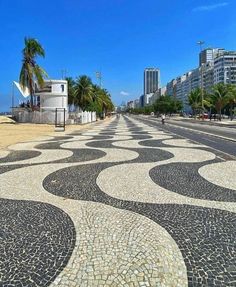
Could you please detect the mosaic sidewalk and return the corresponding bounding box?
[0,116,235,287]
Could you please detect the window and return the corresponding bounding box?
[61,85,64,92]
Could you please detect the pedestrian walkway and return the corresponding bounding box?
[0,116,235,287]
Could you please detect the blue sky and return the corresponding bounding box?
[0,0,235,111]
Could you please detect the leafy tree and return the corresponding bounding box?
[188,88,202,117]
[168,96,183,114]
[188,88,212,119]
[19,37,48,108]
[154,95,182,115]
[226,84,236,120]
[210,83,231,120]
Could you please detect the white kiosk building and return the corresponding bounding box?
[35,79,68,124]
[13,79,68,124]
[13,79,97,125]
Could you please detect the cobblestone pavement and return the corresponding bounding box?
[0,116,236,287]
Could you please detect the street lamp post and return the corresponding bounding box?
[197,41,205,119]
[11,82,15,116]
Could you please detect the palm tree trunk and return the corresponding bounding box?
[230,103,233,121]
[29,79,34,109]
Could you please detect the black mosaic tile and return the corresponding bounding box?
[86,140,115,149]
[53,148,106,163]
[89,135,113,140]
[149,160,236,202]
[0,199,76,286]
[98,131,116,135]
[130,131,150,135]
[128,128,145,132]
[43,163,112,199]
[129,135,153,140]
[0,164,30,175]
[49,136,74,141]
[86,140,174,162]
[139,138,181,148]
[0,150,41,163]
[35,142,64,150]
[43,163,236,286]
[128,148,174,163]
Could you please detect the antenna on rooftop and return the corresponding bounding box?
[61,69,67,79]
[95,71,102,88]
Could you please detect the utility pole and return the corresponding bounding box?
[96,71,102,88]
[197,40,205,119]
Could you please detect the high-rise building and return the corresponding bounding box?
[134,99,140,108]
[199,48,225,66]
[214,51,236,85]
[166,48,236,112]
[143,68,160,97]
[166,79,177,97]
[202,62,214,93]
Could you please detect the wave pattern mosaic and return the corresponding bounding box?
[0,116,235,287]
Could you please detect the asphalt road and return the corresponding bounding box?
[131,115,236,160]
[167,118,236,140]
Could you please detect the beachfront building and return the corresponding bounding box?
[214,51,236,85]
[134,99,140,108]
[199,48,225,66]
[202,62,214,93]
[144,68,160,105]
[166,79,177,97]
[13,79,69,124]
[127,100,135,109]
[165,48,236,113]
[35,80,67,107]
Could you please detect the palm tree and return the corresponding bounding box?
[210,83,230,120]
[19,37,48,108]
[188,88,202,118]
[74,75,93,111]
[226,84,236,121]
[99,89,114,117]
[65,77,76,109]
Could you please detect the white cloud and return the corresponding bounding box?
[193,2,229,12]
[120,91,130,96]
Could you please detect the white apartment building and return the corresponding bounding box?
[134,99,140,108]
[202,62,214,92]
[176,75,186,102]
[127,100,135,109]
[199,48,225,66]
[214,51,236,85]
[166,48,236,113]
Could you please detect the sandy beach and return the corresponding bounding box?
[0,123,92,150]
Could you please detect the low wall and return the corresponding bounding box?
[13,108,96,124]
[68,111,97,124]
[13,108,67,124]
